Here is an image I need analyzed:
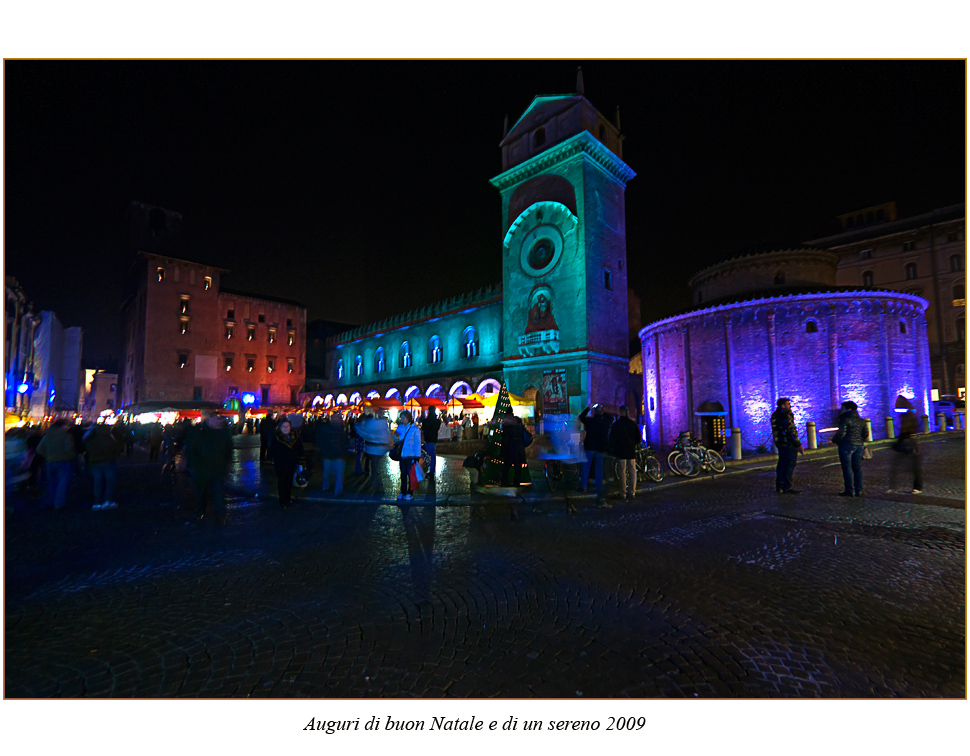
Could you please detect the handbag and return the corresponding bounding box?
[389,424,412,462]
[862,446,873,460]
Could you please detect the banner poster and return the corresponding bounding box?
[542,368,568,414]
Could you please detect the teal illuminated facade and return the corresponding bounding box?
[309,91,637,414]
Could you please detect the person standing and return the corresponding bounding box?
[890,409,924,494]
[609,405,640,502]
[315,415,346,497]
[771,397,804,494]
[36,419,77,510]
[833,400,870,497]
[185,411,234,523]
[500,414,529,487]
[148,421,163,461]
[82,421,124,510]
[356,412,392,490]
[579,403,613,505]
[393,411,422,501]
[259,412,277,463]
[421,406,442,478]
[269,418,305,509]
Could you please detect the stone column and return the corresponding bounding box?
[884,417,895,439]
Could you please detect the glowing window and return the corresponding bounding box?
[400,342,411,369]
[267,358,275,373]
[204,276,212,291]
[179,318,189,335]
[247,326,255,341]
[429,335,442,364]
[247,357,255,372]
[225,323,234,340]
[287,331,295,346]
[462,327,478,358]
[157,267,165,282]
[178,352,188,369]
[180,296,190,314]
[337,359,344,380]
[376,347,385,373]
[268,328,276,344]
[287,358,294,374]
[355,355,363,377]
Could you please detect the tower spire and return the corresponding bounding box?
[576,66,584,95]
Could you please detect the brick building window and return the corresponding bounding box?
[268,328,276,344]
[950,255,962,273]
[267,358,276,374]
[180,296,190,314]
[179,318,189,335]
[258,314,265,323]
[157,267,165,282]
[860,248,872,260]
[225,323,234,339]
[286,318,293,328]
[287,331,295,346]
[900,321,907,334]
[862,270,874,287]
[204,276,212,290]
[287,358,295,374]
[224,356,233,372]
[247,326,255,341]
[904,263,918,280]
[227,308,235,320]
[178,352,188,369]
[247,357,255,372]
[902,241,916,252]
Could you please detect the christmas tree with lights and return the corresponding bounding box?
[482,382,532,486]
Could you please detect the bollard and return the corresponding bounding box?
[956,413,964,431]
[730,427,742,461]
[921,414,930,433]
[936,412,947,433]
[884,417,895,439]
[806,421,817,450]
[863,417,873,443]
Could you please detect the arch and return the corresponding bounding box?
[477,378,501,395]
[399,341,411,369]
[323,394,334,408]
[354,354,363,377]
[349,392,362,405]
[336,359,344,380]
[449,380,473,397]
[366,390,381,399]
[425,383,445,400]
[462,326,479,358]
[899,320,907,334]
[503,201,579,278]
[384,387,401,400]
[428,334,442,364]
[336,393,348,405]
[696,400,726,414]
[375,346,385,373]
[404,385,421,401]
[311,395,324,407]
[806,320,818,333]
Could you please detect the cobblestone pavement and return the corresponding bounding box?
[4,434,965,698]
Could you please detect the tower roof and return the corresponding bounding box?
[501,94,585,146]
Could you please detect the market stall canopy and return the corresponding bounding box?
[407,397,446,408]
[365,398,405,409]
[477,391,530,407]
[177,410,201,419]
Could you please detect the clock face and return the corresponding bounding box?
[519,223,564,277]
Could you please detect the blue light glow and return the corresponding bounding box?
[17,383,29,394]
[241,392,257,406]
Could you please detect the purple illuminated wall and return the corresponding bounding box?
[640,291,932,450]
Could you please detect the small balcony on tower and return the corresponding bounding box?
[518,329,560,357]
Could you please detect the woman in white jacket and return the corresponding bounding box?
[394,411,422,501]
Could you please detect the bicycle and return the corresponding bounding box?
[667,431,726,477]
[543,456,584,492]
[612,442,664,486]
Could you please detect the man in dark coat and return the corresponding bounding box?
[185,411,234,523]
[771,397,804,494]
[833,400,870,497]
[315,416,346,496]
[609,405,641,503]
[421,406,442,478]
[500,414,529,487]
[259,412,277,463]
[269,418,305,509]
[579,403,613,504]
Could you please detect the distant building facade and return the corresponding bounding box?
[310,88,638,415]
[640,248,933,450]
[807,202,965,399]
[119,210,307,412]
[79,369,118,423]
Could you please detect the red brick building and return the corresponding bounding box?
[120,251,306,411]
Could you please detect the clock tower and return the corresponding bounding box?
[490,90,635,414]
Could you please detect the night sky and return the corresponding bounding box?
[4,60,965,368]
